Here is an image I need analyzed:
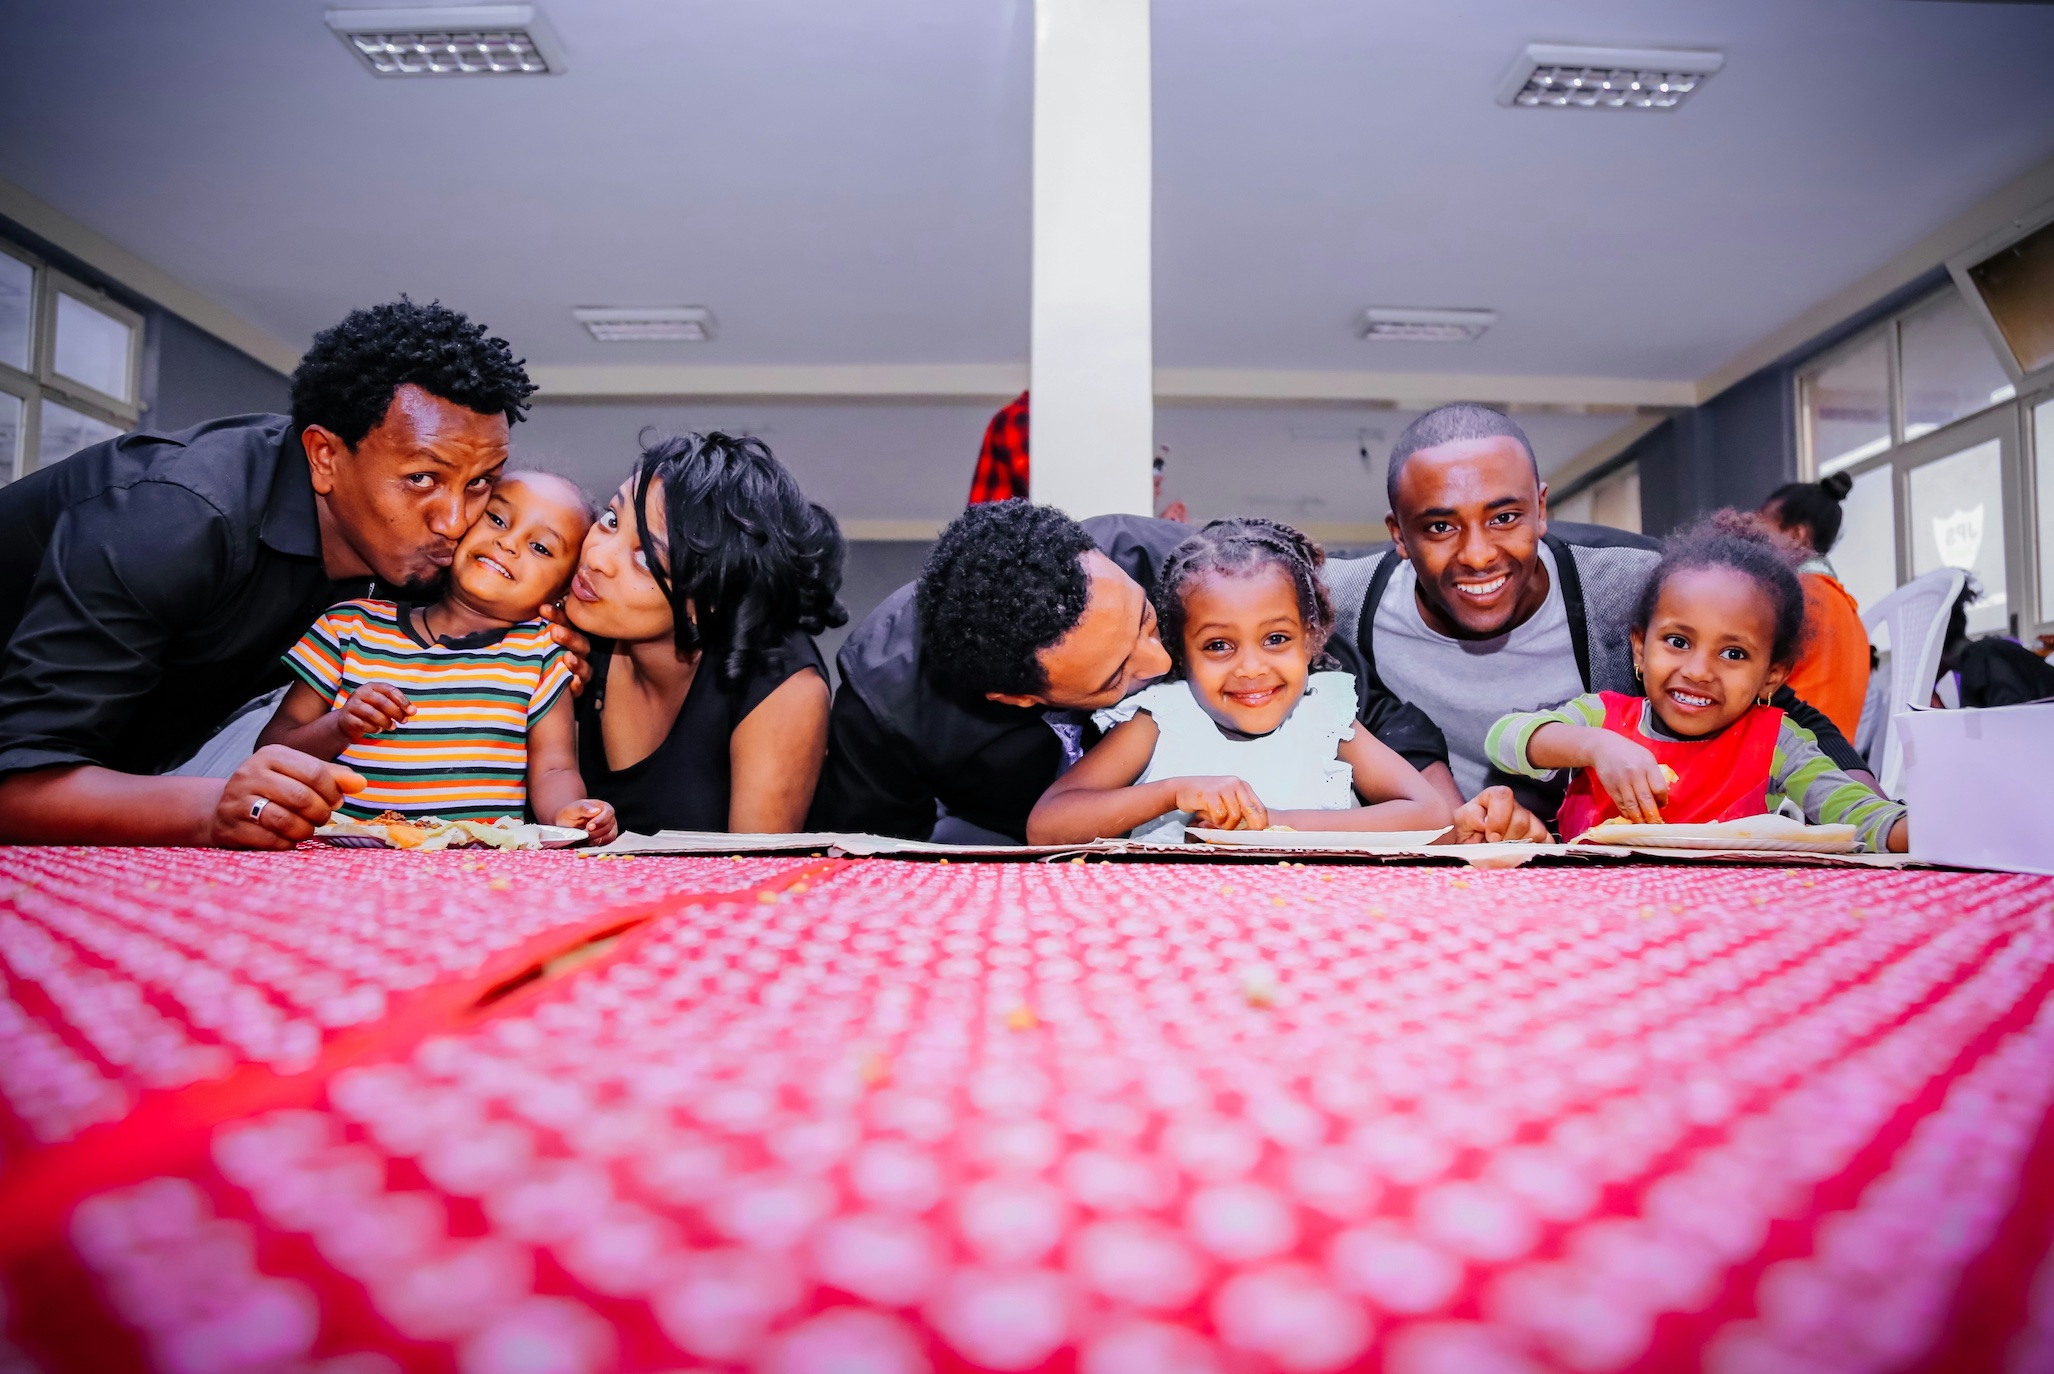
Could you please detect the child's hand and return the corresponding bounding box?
[339,683,413,741]
[1448,786,1552,844]
[1174,777,1269,831]
[556,799,618,846]
[1588,733,1669,824]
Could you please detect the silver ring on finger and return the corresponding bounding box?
[249,798,270,825]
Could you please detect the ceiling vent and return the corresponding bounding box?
[325,6,566,76]
[1496,44,1722,110]
[573,307,717,343]
[1357,308,1497,343]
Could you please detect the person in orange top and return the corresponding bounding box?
[1760,472,1869,740]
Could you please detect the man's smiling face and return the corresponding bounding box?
[1384,435,1552,639]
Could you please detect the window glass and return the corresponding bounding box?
[38,399,122,470]
[0,252,30,374]
[1908,437,2007,634]
[1900,289,2013,442]
[2037,397,2054,629]
[0,392,21,483]
[1804,333,1891,474]
[52,291,134,403]
[1834,463,1897,615]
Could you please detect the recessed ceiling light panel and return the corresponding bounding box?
[1496,44,1722,110]
[573,308,717,343]
[326,5,566,76]
[1358,308,1497,343]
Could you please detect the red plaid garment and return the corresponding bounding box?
[967,391,1030,504]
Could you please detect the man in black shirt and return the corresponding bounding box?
[0,299,562,848]
[810,501,1453,842]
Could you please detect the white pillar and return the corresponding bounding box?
[1029,0,1153,519]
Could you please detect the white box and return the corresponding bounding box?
[1898,701,2054,875]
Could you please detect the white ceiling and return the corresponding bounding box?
[516,398,1637,530]
[3,0,2053,387]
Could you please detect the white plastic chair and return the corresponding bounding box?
[1860,567,1966,798]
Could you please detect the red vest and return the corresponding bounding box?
[1556,691,1783,840]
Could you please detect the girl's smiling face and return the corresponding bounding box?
[1179,565,1315,736]
[1631,565,1793,737]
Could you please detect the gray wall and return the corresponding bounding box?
[141,311,291,433]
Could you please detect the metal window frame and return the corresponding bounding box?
[1945,194,2054,392]
[2025,383,2054,638]
[1795,319,1896,479]
[36,269,143,422]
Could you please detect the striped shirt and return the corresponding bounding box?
[1485,692,1907,852]
[283,600,573,821]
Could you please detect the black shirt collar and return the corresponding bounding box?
[259,426,323,560]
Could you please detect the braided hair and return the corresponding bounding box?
[1153,518,1337,676]
[1633,510,1808,665]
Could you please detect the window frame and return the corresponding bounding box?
[0,237,144,484]
[36,268,143,424]
[1796,282,2048,637]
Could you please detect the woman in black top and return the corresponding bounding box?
[563,433,845,834]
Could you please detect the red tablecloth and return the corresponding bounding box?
[2,850,2052,1373]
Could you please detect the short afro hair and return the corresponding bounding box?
[1386,403,1538,510]
[290,297,537,448]
[917,500,1096,699]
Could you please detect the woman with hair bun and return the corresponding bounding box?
[563,432,846,833]
[1760,470,1869,739]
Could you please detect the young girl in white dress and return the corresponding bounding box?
[1028,519,1452,843]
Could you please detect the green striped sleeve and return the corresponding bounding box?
[1770,717,1906,852]
[1485,692,1607,779]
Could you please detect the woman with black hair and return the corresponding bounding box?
[563,433,846,834]
[1760,470,1870,739]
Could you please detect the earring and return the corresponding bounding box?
[1633,663,1643,684]
[1755,694,1771,707]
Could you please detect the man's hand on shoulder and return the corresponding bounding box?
[212,746,366,849]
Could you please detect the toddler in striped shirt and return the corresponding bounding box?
[260,472,617,844]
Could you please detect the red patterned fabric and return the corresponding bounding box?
[968,392,1030,505]
[2,851,2053,1374]
[1556,693,1783,840]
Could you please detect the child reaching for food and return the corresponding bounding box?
[258,471,618,844]
[1028,518,1452,843]
[1482,512,1907,852]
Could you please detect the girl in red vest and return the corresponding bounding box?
[1483,513,1908,852]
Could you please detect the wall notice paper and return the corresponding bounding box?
[1901,699,2054,876]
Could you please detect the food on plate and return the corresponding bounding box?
[315,814,568,851]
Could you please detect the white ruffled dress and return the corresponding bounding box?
[1090,671,1361,842]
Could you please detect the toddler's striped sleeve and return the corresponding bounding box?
[1485,693,1606,779]
[282,606,353,700]
[1772,718,1906,852]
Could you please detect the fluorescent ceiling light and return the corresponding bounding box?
[573,308,717,343]
[1497,44,1722,110]
[325,6,565,76]
[1358,308,1497,343]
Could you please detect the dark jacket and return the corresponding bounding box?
[810,514,1441,840]
[1338,522,1870,821]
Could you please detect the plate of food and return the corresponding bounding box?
[1185,826,1454,850]
[1572,814,1857,853]
[313,813,587,851]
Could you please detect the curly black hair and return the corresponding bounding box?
[633,432,846,686]
[290,297,537,447]
[916,500,1096,700]
[1154,518,1337,675]
[1633,510,1808,665]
